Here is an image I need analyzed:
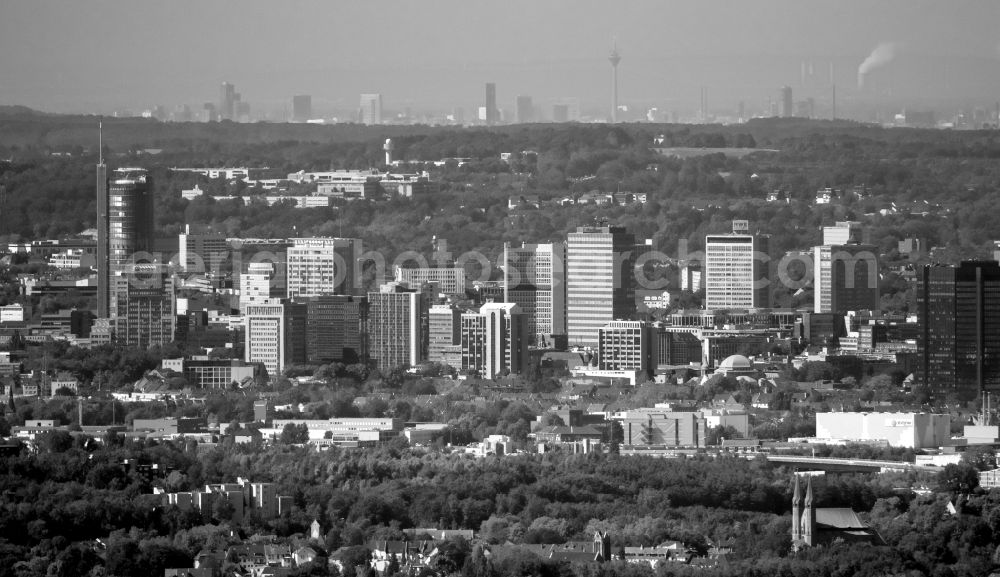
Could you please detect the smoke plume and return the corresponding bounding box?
[857,42,897,88]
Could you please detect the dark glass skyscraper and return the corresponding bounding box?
[917,261,1000,397]
[97,167,154,317]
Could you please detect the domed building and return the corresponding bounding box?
[716,354,756,377]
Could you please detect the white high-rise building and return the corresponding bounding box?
[244,300,306,377]
[503,242,566,348]
[245,302,285,376]
[367,283,424,371]
[241,262,280,314]
[566,226,635,349]
[704,220,769,310]
[461,302,528,378]
[286,237,358,298]
[242,262,307,375]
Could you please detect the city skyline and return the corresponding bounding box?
[3,1,1000,121]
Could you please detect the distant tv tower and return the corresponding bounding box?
[609,39,621,123]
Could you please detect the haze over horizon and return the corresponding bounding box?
[3,0,1000,119]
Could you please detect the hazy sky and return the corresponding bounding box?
[2,0,1000,117]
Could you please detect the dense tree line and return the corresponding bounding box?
[3,431,1000,577]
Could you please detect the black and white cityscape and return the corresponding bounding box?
[2,1,1000,576]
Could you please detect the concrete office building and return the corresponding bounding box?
[598,321,653,372]
[113,265,175,349]
[504,241,566,348]
[621,410,707,447]
[244,299,307,377]
[360,93,383,125]
[813,243,880,314]
[780,85,793,118]
[704,220,769,310]
[219,82,237,121]
[680,261,702,292]
[286,237,359,298]
[305,295,364,364]
[822,221,864,245]
[814,412,950,449]
[485,83,498,125]
[241,262,282,314]
[394,266,467,296]
[566,225,636,349]
[230,238,290,296]
[428,303,463,367]
[178,224,228,273]
[163,357,262,389]
[461,302,529,378]
[367,283,425,371]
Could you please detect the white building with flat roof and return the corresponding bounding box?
[814,412,950,449]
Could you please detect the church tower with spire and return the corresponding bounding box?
[791,475,802,542]
[802,476,816,547]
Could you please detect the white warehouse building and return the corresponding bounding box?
[814,412,951,449]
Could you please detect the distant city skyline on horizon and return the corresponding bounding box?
[3,0,1000,122]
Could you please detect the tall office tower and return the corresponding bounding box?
[244,300,307,377]
[780,85,793,117]
[428,303,463,367]
[608,41,621,122]
[113,265,175,349]
[360,93,383,125]
[286,237,359,298]
[461,302,529,378]
[515,95,534,124]
[220,82,236,121]
[917,261,1000,396]
[96,130,109,317]
[598,321,653,372]
[813,243,880,314]
[821,221,864,245]
[503,241,566,348]
[241,262,282,314]
[292,95,312,122]
[485,83,497,125]
[178,224,227,273]
[394,266,467,296]
[704,220,770,310]
[97,166,154,318]
[367,283,425,371]
[305,295,364,364]
[566,225,636,349]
